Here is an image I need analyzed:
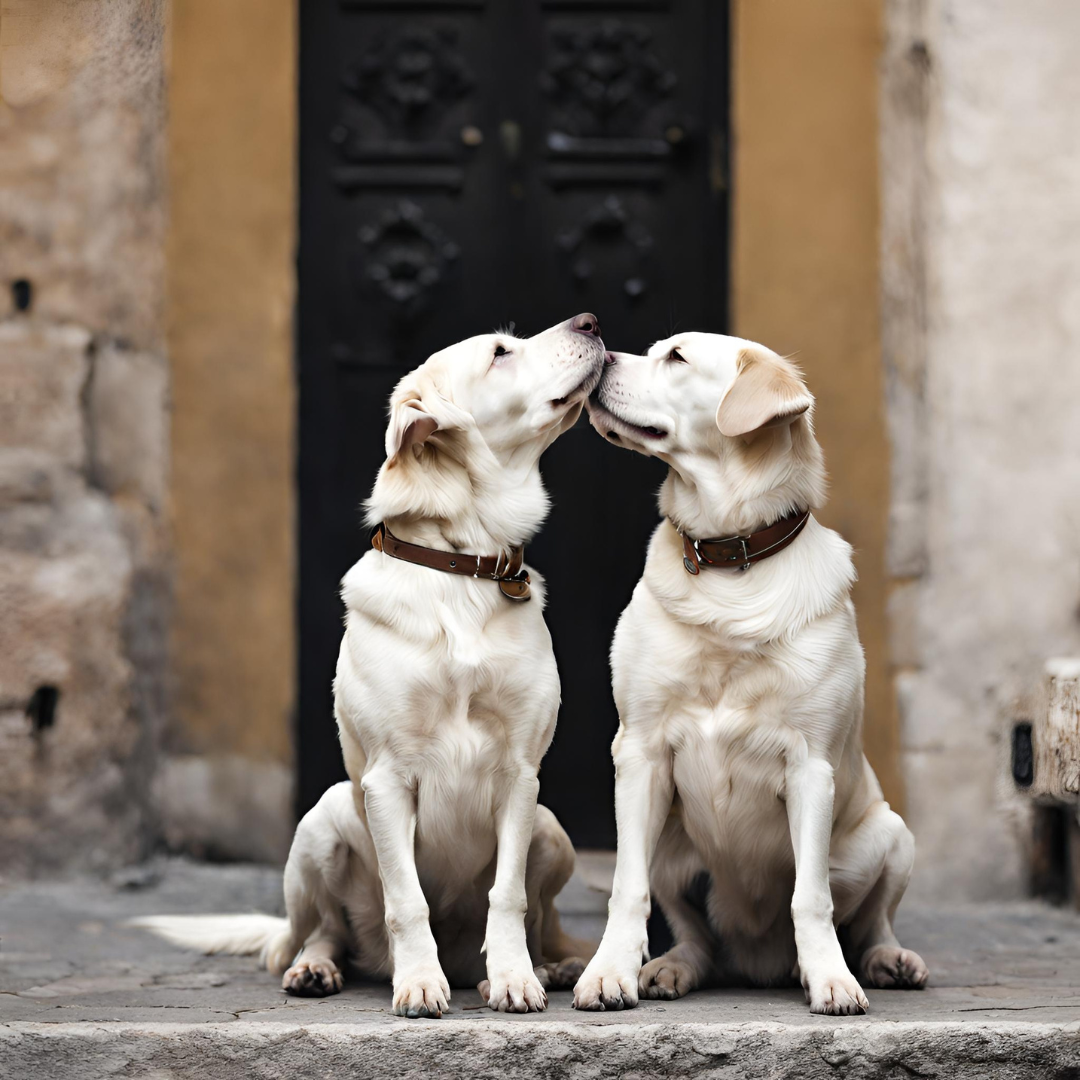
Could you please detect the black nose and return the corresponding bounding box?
[571,312,601,337]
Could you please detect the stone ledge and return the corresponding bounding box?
[2,1017,1078,1080]
[2,859,1079,1078]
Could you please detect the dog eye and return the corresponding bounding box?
[494,345,509,358]
[668,349,687,363]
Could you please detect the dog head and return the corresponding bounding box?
[587,333,825,533]
[385,312,605,466]
[588,332,813,455]
[367,314,605,545]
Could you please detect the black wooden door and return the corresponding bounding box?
[298,0,729,847]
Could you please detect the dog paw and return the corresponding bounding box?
[552,956,587,989]
[534,955,587,991]
[281,958,343,997]
[573,963,640,1011]
[804,968,869,1015]
[481,967,548,1013]
[392,967,451,1018]
[861,945,929,990]
[639,953,696,1000]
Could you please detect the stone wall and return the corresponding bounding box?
[5,0,1076,898]
[0,1,169,874]
[881,0,1080,899]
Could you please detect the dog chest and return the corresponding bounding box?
[673,707,793,809]
[665,731,797,927]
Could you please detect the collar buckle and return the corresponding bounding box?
[730,537,751,572]
[677,509,811,577]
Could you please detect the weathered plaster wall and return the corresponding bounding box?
[733,1,900,807]
[162,0,297,862]
[0,0,169,874]
[882,0,1080,899]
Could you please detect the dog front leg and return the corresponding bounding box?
[574,741,673,1010]
[481,769,548,1013]
[785,755,868,1015]
[361,768,450,1018]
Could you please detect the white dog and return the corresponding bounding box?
[135,315,604,1016]
[573,333,928,1015]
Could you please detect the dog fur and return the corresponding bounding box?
[573,333,928,1015]
[135,317,604,1016]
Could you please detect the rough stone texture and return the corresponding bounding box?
[0,495,137,874]
[5,1020,1079,1080]
[881,0,1080,899]
[0,325,168,875]
[152,754,294,864]
[0,0,167,350]
[0,2,169,874]
[87,343,170,514]
[2,859,1079,1078]
[0,324,89,470]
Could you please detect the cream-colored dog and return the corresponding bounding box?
[135,315,603,1017]
[574,333,928,1015]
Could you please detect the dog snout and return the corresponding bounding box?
[603,351,640,365]
[569,312,601,338]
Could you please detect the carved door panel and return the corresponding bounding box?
[298,0,730,845]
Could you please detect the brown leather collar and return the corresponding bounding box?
[371,522,532,601]
[678,508,811,575]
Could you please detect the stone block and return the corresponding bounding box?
[0,323,89,469]
[903,744,1027,903]
[88,345,169,510]
[886,579,921,670]
[0,448,57,507]
[0,0,166,350]
[0,494,150,875]
[0,1,170,879]
[153,754,293,865]
[1029,658,1080,803]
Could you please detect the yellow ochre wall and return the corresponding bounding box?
[733,0,899,808]
[165,0,298,856]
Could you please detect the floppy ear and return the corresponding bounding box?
[385,395,439,462]
[715,346,814,438]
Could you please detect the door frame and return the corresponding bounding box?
[161,0,897,862]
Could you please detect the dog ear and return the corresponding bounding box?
[385,395,440,462]
[715,346,813,439]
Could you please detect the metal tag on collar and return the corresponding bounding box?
[498,569,531,601]
[681,533,701,575]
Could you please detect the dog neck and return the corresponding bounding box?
[660,418,827,539]
[365,438,550,556]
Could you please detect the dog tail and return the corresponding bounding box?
[127,913,290,965]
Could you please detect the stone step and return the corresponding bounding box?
[2,858,1079,1078]
[4,1013,1079,1080]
